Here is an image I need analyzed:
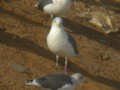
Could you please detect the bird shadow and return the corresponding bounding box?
[0,6,45,27]
[0,30,55,61]
[63,17,120,52]
[69,61,120,90]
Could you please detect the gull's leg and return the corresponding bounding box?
[56,55,59,67]
[64,57,68,72]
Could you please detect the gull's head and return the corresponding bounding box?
[25,79,40,86]
[52,17,63,27]
[71,73,85,84]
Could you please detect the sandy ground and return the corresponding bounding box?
[0,0,120,90]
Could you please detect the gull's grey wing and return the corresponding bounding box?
[35,0,53,11]
[36,74,73,90]
[67,33,79,55]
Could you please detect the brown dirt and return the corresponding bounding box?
[0,0,120,90]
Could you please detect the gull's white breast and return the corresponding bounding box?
[47,26,76,57]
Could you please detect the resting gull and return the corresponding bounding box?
[25,73,84,90]
[34,0,71,18]
[46,17,83,71]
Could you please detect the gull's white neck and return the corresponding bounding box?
[52,24,62,28]
[49,24,64,35]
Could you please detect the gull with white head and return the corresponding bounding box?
[46,17,83,71]
[34,0,71,18]
[25,73,85,90]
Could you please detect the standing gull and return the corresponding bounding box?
[34,0,71,18]
[25,73,84,90]
[47,17,82,71]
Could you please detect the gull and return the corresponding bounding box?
[25,73,85,90]
[34,0,71,18]
[46,17,82,71]
[77,11,118,34]
[88,11,118,34]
